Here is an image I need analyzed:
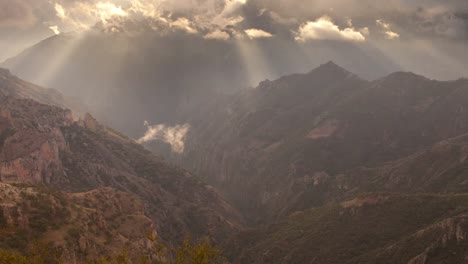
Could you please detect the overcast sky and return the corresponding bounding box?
[1,0,468,80]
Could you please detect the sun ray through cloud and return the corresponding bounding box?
[234,37,273,87]
[34,32,88,87]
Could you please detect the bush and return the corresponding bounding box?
[0,233,224,264]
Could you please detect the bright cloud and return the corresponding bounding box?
[55,3,67,20]
[360,27,370,37]
[204,29,231,40]
[377,19,400,39]
[95,2,128,22]
[138,121,191,154]
[296,16,366,42]
[49,0,248,35]
[49,25,60,35]
[244,28,274,39]
[376,19,391,30]
[385,31,400,39]
[221,0,248,17]
[53,1,126,30]
[171,17,198,34]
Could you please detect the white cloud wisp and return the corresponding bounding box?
[138,121,191,154]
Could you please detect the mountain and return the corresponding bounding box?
[0,69,242,261]
[154,62,468,262]
[155,62,468,223]
[0,183,155,263]
[0,68,84,115]
[0,32,253,136]
[4,60,468,263]
[331,131,468,198]
[228,193,468,264]
[0,33,397,138]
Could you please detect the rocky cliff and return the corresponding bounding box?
[0,183,154,263]
[162,62,468,223]
[0,69,243,261]
[228,194,468,264]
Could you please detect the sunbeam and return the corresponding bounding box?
[34,32,88,87]
[234,38,273,87]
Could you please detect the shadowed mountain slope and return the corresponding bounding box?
[228,193,468,264]
[161,62,468,223]
[0,69,243,261]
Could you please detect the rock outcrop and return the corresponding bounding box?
[158,62,468,223]
[0,69,243,258]
[0,183,155,263]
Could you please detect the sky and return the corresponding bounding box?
[1,0,468,81]
[1,0,468,151]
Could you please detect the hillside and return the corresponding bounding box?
[0,68,84,115]
[0,183,154,263]
[163,62,468,223]
[334,133,468,196]
[229,193,468,264]
[0,32,247,136]
[4,63,468,263]
[0,69,242,261]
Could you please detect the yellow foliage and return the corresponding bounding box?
[0,233,223,264]
[0,242,62,264]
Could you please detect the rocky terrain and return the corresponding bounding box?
[0,68,242,261]
[164,62,468,223]
[229,193,468,264]
[1,32,249,136]
[0,68,84,115]
[0,183,154,263]
[4,63,468,263]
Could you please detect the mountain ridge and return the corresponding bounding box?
[151,61,468,224]
[3,59,468,263]
[0,70,243,261]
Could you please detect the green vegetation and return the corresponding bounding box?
[230,194,468,264]
[0,242,62,264]
[0,127,16,148]
[0,234,223,264]
[0,225,28,250]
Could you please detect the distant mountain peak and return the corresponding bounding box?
[382,71,429,82]
[316,61,346,71]
[0,68,10,76]
[323,60,340,67]
[306,61,358,81]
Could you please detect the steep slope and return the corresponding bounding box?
[0,69,242,251]
[228,194,468,264]
[0,32,248,136]
[331,132,468,198]
[164,62,468,222]
[0,68,84,115]
[1,32,398,137]
[5,59,468,263]
[0,183,154,263]
[169,62,369,221]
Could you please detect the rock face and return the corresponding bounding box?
[0,183,154,263]
[0,69,243,258]
[228,194,468,264]
[160,62,468,223]
[0,97,72,184]
[0,33,252,136]
[5,62,468,263]
[0,68,84,114]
